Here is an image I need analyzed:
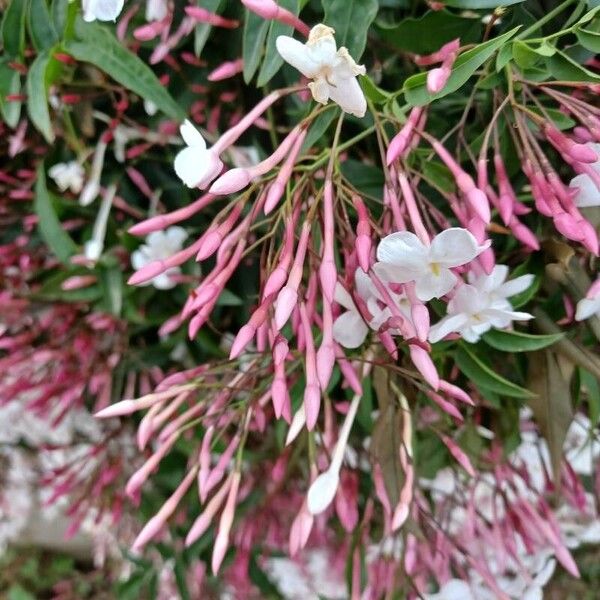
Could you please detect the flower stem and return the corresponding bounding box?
[517,0,578,40]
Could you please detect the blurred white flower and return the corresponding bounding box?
[276,24,367,117]
[174,120,223,189]
[569,142,600,207]
[131,227,188,289]
[146,0,168,21]
[82,0,124,22]
[48,161,85,194]
[563,415,599,476]
[575,295,600,321]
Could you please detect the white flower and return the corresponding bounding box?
[468,265,534,304]
[144,99,158,116]
[376,228,488,302]
[146,0,168,21]
[575,295,600,321]
[82,0,124,22]
[428,284,533,343]
[568,142,600,207]
[48,161,85,194]
[131,227,188,289]
[554,493,600,549]
[276,24,367,118]
[563,415,599,476]
[174,120,223,189]
[332,268,409,348]
[425,579,476,600]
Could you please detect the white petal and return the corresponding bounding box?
[276,36,320,79]
[497,273,535,298]
[308,77,330,105]
[429,227,482,267]
[334,283,356,311]
[307,469,339,515]
[415,268,457,301]
[372,261,422,285]
[84,0,124,21]
[429,313,469,343]
[180,120,206,148]
[354,268,377,302]
[146,230,167,250]
[306,25,338,65]
[377,231,428,269]
[165,226,187,249]
[146,0,168,21]
[174,146,210,188]
[131,248,149,270]
[575,297,600,321]
[470,264,507,291]
[327,74,367,118]
[333,310,369,349]
[569,174,600,208]
[84,239,103,261]
[153,270,178,290]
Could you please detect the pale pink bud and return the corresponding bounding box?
[410,304,430,342]
[441,434,475,476]
[242,0,310,37]
[438,380,473,405]
[274,285,298,330]
[209,168,252,195]
[229,324,255,359]
[212,471,241,574]
[511,220,540,251]
[289,503,314,556]
[61,275,97,290]
[335,470,359,532]
[409,345,439,389]
[208,59,244,82]
[426,66,450,94]
[185,6,239,28]
[386,107,422,165]
[186,476,231,546]
[316,344,335,391]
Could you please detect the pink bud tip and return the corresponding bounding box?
[409,345,439,390]
[316,344,335,390]
[263,267,287,299]
[570,143,598,163]
[95,400,136,418]
[275,286,298,330]
[229,324,255,359]
[265,181,285,214]
[411,304,430,342]
[196,231,221,261]
[466,188,491,223]
[209,168,251,195]
[271,378,289,419]
[304,384,321,431]
[426,67,449,94]
[128,261,164,285]
[319,261,337,304]
[356,235,371,272]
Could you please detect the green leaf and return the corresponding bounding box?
[28,0,59,50]
[527,351,573,477]
[528,106,575,130]
[443,0,524,6]
[377,10,481,54]
[51,0,69,36]
[194,0,224,57]
[301,107,337,152]
[576,26,600,52]
[257,0,299,87]
[64,19,184,120]
[360,74,390,104]
[2,0,28,58]
[322,0,378,59]
[482,329,564,352]
[455,344,535,398]
[0,61,22,128]
[404,27,520,106]
[34,164,77,263]
[547,49,600,82]
[26,48,58,143]
[100,267,123,316]
[8,585,36,600]
[242,10,270,83]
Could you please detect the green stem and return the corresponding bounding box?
[517,0,578,40]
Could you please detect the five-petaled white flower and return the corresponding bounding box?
[333,269,410,348]
[569,142,600,208]
[174,120,223,189]
[375,228,488,302]
[276,24,367,118]
[428,283,533,343]
[131,227,188,290]
[467,264,535,304]
[48,161,85,194]
[82,0,124,22]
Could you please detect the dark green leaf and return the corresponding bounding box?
[301,107,337,152]
[376,10,481,55]
[444,0,524,6]
[28,0,59,50]
[26,49,57,143]
[100,267,123,316]
[322,0,378,59]
[242,10,270,83]
[547,49,600,82]
[34,164,77,263]
[528,106,575,130]
[257,0,299,87]
[2,0,28,58]
[194,0,224,57]
[0,61,22,128]
[51,0,69,36]
[360,74,390,104]
[64,19,184,120]
[455,344,535,398]
[482,329,564,352]
[404,27,520,106]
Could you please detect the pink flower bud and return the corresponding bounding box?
[426,66,450,94]
[316,343,335,390]
[441,434,475,476]
[409,345,439,389]
[274,285,298,330]
[209,168,252,195]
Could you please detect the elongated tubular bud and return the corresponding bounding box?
[353,195,372,272]
[316,301,335,390]
[438,379,473,405]
[202,435,241,501]
[397,171,430,244]
[409,344,439,390]
[414,38,460,66]
[440,434,475,476]
[95,385,195,418]
[265,131,307,214]
[386,107,423,165]
[262,211,297,300]
[185,6,239,28]
[544,125,598,164]
[241,0,310,37]
[186,475,232,546]
[230,295,273,359]
[196,203,243,261]
[208,58,244,82]
[211,471,241,574]
[274,221,311,330]
[299,303,321,430]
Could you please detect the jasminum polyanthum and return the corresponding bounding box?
[568,142,600,208]
[82,0,124,22]
[575,278,600,321]
[48,161,85,194]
